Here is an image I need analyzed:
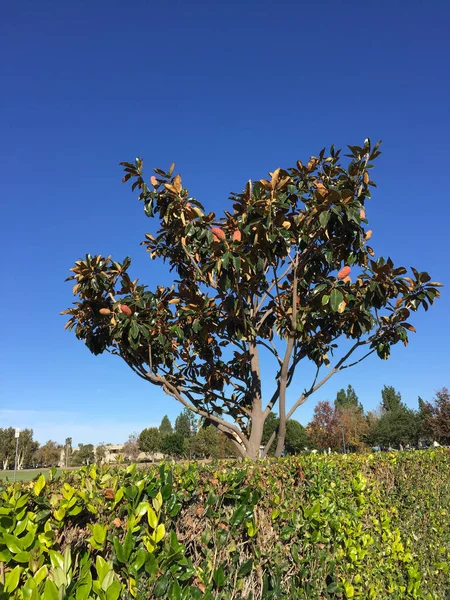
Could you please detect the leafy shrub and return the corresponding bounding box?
[1,451,450,599]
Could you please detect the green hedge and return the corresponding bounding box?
[1,450,450,599]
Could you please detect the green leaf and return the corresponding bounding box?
[35,565,48,586]
[152,491,162,513]
[343,580,355,598]
[14,550,31,563]
[34,474,46,496]
[213,565,225,588]
[147,506,158,529]
[131,548,147,573]
[330,288,343,312]
[238,558,253,577]
[43,579,59,600]
[319,211,330,228]
[154,523,165,543]
[2,532,22,553]
[113,536,125,564]
[106,580,122,600]
[101,570,115,592]
[49,549,64,570]
[96,555,110,584]
[5,565,22,593]
[75,572,92,600]
[53,566,67,588]
[93,522,107,545]
[123,530,134,561]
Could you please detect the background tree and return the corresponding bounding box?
[64,437,73,468]
[35,440,62,467]
[262,413,310,455]
[190,426,219,459]
[218,432,240,458]
[307,401,340,450]
[285,420,310,454]
[364,409,382,447]
[374,408,418,448]
[95,443,107,465]
[161,433,186,457]
[381,385,403,413]
[72,443,95,466]
[123,434,140,462]
[15,429,38,469]
[336,405,368,451]
[159,416,173,437]
[174,409,193,439]
[335,385,363,412]
[62,140,441,459]
[0,428,17,470]
[138,427,161,455]
[261,412,280,456]
[425,388,450,444]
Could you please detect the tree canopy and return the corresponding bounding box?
[62,140,441,458]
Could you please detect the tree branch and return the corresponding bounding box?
[262,339,364,457]
[145,372,249,449]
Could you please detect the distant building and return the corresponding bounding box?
[58,444,164,467]
[97,444,164,464]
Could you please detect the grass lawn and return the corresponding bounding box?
[0,468,67,483]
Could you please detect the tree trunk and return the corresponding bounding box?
[247,407,265,459]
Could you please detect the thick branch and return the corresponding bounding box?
[262,339,364,457]
[274,254,299,457]
[146,371,250,449]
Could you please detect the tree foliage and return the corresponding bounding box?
[138,427,161,454]
[35,440,61,467]
[62,140,441,458]
[174,409,193,439]
[381,385,403,412]
[159,416,173,437]
[161,433,186,457]
[72,443,95,466]
[335,384,363,412]
[420,388,450,444]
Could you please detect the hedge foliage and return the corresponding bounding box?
[1,450,450,599]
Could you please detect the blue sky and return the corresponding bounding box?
[1,1,449,446]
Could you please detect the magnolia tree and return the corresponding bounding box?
[62,140,441,459]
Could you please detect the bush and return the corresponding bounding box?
[1,451,450,599]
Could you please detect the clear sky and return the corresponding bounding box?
[1,0,449,446]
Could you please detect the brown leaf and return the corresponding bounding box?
[173,174,182,193]
[163,183,178,194]
[113,518,122,527]
[270,168,280,189]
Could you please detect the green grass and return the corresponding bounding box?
[0,468,66,483]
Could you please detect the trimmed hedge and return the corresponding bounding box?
[1,450,450,599]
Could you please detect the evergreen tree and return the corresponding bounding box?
[335,385,363,412]
[285,420,309,455]
[159,415,173,437]
[381,385,403,412]
[161,433,186,457]
[174,409,193,438]
[138,427,161,453]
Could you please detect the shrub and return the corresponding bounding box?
[1,451,449,599]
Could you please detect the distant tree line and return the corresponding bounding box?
[1,386,448,469]
[137,409,240,460]
[306,385,450,451]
